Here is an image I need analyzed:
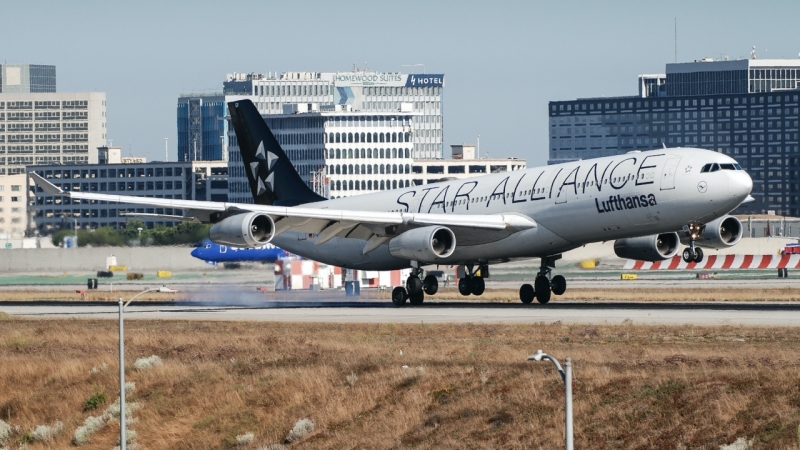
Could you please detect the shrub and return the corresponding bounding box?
[29,421,63,442]
[73,415,107,445]
[0,419,11,443]
[285,418,314,444]
[133,355,162,371]
[83,390,106,411]
[236,432,254,446]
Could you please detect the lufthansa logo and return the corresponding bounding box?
[697,181,707,193]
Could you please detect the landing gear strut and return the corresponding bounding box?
[682,223,705,263]
[457,264,488,296]
[519,255,565,305]
[392,263,442,307]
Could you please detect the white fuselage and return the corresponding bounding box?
[274,147,753,270]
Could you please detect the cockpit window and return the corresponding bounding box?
[701,162,741,172]
[204,244,212,249]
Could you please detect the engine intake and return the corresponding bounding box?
[614,232,680,261]
[388,226,456,262]
[209,212,275,248]
[680,215,743,249]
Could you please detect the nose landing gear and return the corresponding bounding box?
[519,255,565,305]
[682,223,705,263]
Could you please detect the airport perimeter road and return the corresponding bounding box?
[4,301,800,326]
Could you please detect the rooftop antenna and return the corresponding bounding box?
[674,18,677,63]
[751,46,758,60]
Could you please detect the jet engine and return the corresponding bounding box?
[680,215,743,249]
[209,212,275,247]
[614,232,681,261]
[388,226,456,261]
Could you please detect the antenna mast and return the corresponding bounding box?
[674,18,677,63]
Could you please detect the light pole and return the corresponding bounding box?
[528,350,573,450]
[118,288,158,450]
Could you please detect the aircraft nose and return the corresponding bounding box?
[190,248,200,258]
[730,170,753,201]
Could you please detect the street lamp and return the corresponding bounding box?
[118,287,158,450]
[528,350,573,450]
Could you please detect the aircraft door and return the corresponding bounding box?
[660,157,681,191]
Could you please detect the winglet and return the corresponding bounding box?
[29,172,66,196]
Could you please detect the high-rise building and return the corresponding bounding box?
[0,92,107,173]
[0,64,56,93]
[223,70,444,159]
[176,94,227,162]
[549,57,800,215]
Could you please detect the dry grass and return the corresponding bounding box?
[4,286,800,303]
[1,319,800,449]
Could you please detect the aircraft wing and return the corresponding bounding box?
[30,172,537,251]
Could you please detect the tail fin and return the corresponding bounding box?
[228,100,326,206]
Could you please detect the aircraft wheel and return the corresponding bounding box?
[409,291,425,305]
[534,275,551,304]
[458,277,473,296]
[551,275,567,296]
[682,248,695,263]
[423,274,439,295]
[693,247,704,263]
[471,277,486,296]
[391,287,407,307]
[406,275,423,295]
[519,284,534,304]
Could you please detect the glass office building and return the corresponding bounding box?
[176,94,227,162]
[0,64,56,93]
[549,58,800,215]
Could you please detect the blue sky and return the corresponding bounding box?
[3,1,799,166]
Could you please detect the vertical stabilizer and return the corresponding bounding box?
[228,100,325,206]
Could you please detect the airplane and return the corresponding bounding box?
[30,99,753,307]
[190,239,288,264]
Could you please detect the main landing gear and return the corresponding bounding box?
[457,264,487,296]
[681,223,705,263]
[392,264,439,307]
[519,255,566,305]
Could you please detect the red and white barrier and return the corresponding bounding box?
[274,259,410,290]
[624,254,800,270]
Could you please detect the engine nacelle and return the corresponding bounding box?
[614,232,681,261]
[680,215,743,249]
[209,212,275,248]
[388,226,456,262]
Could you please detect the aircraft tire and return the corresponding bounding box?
[682,248,694,263]
[535,275,551,304]
[551,275,567,296]
[409,291,425,305]
[423,275,439,295]
[693,247,704,263]
[406,275,423,295]
[391,287,407,307]
[458,277,473,296]
[520,284,534,304]
[471,277,485,296]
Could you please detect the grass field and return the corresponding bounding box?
[2,286,800,303]
[1,318,800,449]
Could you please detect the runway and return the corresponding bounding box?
[4,300,800,325]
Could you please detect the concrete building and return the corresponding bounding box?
[0,174,28,239]
[549,56,800,215]
[223,70,444,159]
[28,160,227,233]
[0,91,107,173]
[228,103,416,201]
[412,144,526,185]
[176,94,227,162]
[1,64,56,93]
